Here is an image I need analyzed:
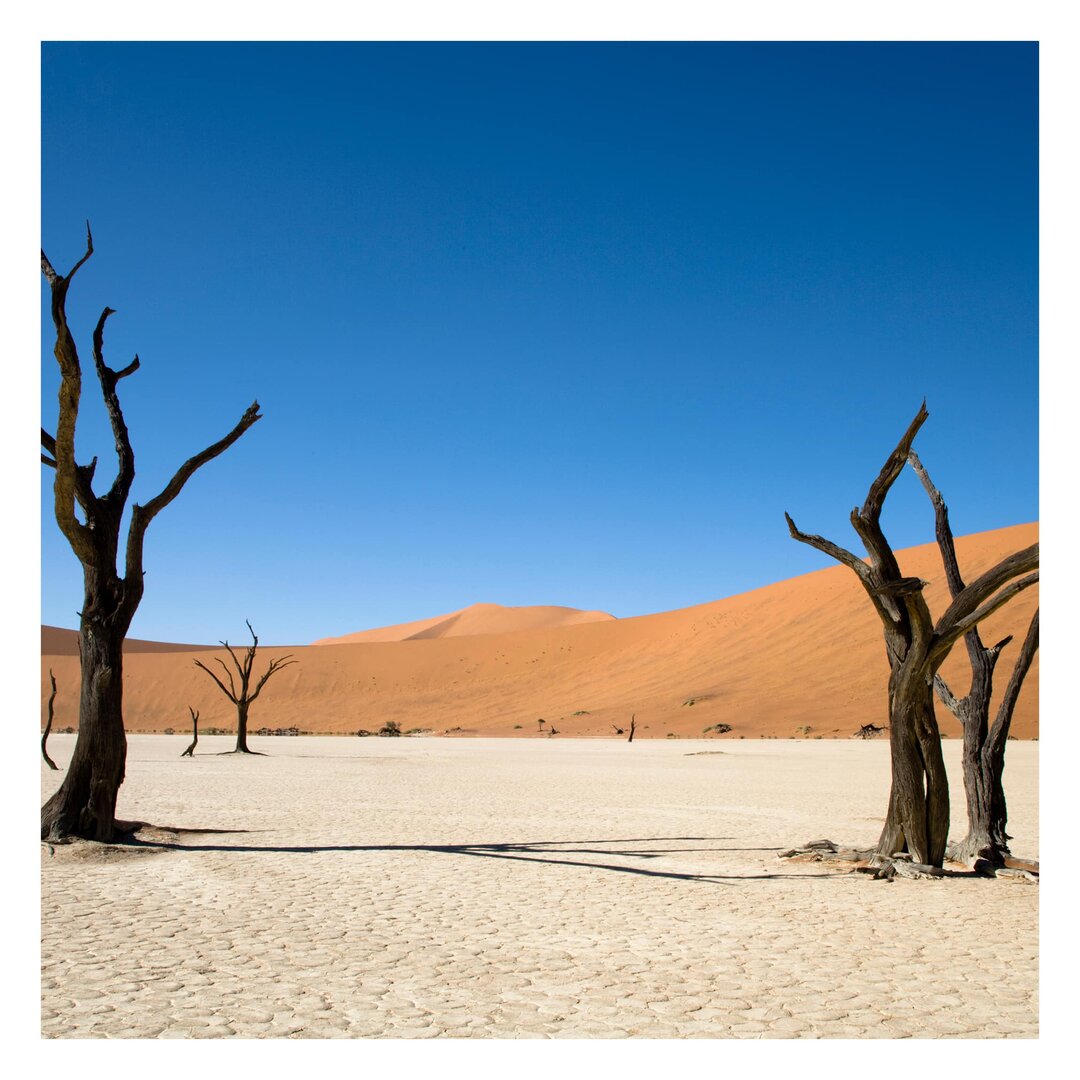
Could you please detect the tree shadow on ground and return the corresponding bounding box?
[119,830,848,884]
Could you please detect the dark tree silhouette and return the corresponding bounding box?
[194,622,296,753]
[181,707,200,758]
[40,226,261,841]
[785,404,1038,868]
[628,714,636,743]
[42,670,59,770]
[909,450,1039,870]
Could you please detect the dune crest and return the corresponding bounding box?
[313,602,617,644]
[40,523,1038,739]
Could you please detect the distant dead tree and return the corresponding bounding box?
[181,707,199,757]
[612,723,624,735]
[786,403,1037,869]
[40,225,261,841]
[909,450,1039,869]
[855,723,885,740]
[194,622,297,754]
[628,714,636,743]
[42,670,59,770]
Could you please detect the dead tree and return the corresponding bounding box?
[628,714,636,743]
[42,670,59,770]
[181,707,199,757]
[40,226,261,841]
[909,451,1040,869]
[786,403,1038,868]
[194,622,296,753]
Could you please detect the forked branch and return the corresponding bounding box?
[90,306,138,503]
[124,402,262,591]
[931,566,1039,665]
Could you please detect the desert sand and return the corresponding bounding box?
[40,522,1039,740]
[40,735,1038,1039]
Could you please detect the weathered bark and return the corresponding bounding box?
[909,451,1039,869]
[40,226,261,840]
[786,404,1038,868]
[193,621,295,754]
[41,608,130,840]
[181,707,199,757]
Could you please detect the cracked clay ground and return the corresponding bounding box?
[41,736,1038,1038]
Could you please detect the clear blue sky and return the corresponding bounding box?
[40,41,1038,645]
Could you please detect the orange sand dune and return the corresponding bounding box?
[40,523,1038,739]
[40,626,218,656]
[313,602,616,644]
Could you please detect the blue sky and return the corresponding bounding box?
[40,41,1038,645]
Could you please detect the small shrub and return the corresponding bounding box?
[795,725,812,735]
[704,723,732,735]
[572,710,590,716]
[355,729,371,737]
[513,725,523,730]
[378,720,401,737]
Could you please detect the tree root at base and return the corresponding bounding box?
[777,838,1038,882]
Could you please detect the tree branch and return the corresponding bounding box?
[124,402,262,589]
[65,220,95,283]
[847,402,929,604]
[933,674,960,716]
[987,609,1039,748]
[248,656,298,704]
[861,401,929,523]
[907,449,967,597]
[785,513,898,627]
[213,654,239,700]
[41,232,97,561]
[932,545,1039,645]
[91,307,137,504]
[930,572,1039,666]
[193,658,239,704]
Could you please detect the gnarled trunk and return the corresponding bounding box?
[41,574,132,841]
[877,672,948,866]
[786,404,1037,870]
[909,452,1039,869]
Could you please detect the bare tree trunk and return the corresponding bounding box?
[41,592,131,841]
[235,701,252,753]
[42,669,59,770]
[786,403,1038,869]
[194,622,294,755]
[181,707,199,757]
[628,714,636,743]
[877,673,949,866]
[909,451,1039,869]
[948,611,1039,867]
[40,227,262,840]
